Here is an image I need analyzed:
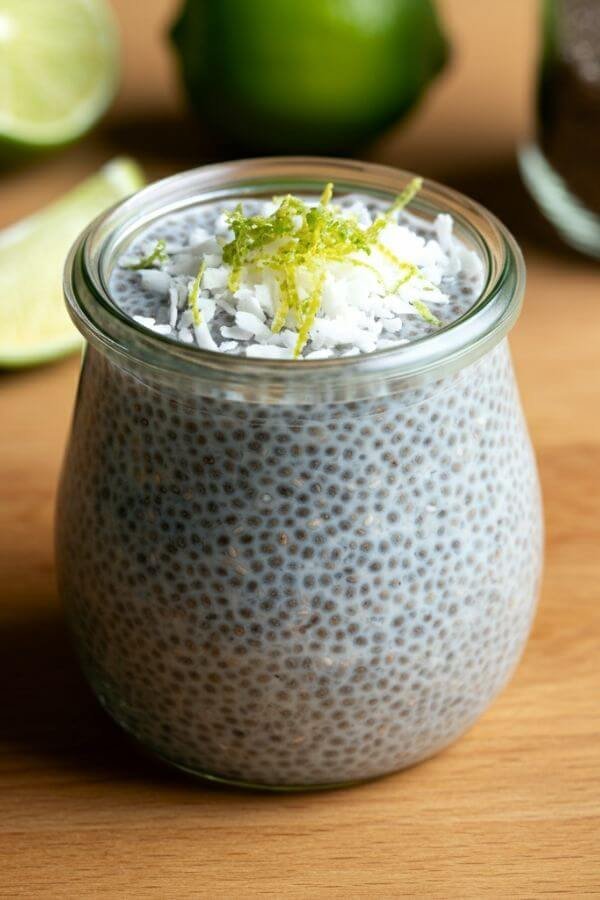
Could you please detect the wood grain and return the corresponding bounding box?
[1,1,599,896]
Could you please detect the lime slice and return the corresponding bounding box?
[0,0,119,155]
[0,157,144,368]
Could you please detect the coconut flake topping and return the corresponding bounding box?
[119,179,483,359]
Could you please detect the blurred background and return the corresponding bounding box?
[2,0,597,261]
[0,1,542,219]
[0,0,585,240]
[1,0,598,257]
[6,0,599,375]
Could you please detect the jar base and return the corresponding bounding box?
[149,747,388,793]
[518,142,600,259]
[90,671,420,792]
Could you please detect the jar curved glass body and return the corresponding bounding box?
[56,158,543,789]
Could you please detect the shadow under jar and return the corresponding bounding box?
[57,158,543,790]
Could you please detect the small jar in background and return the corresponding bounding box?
[519,0,600,257]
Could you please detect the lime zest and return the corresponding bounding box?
[294,271,326,358]
[376,240,415,274]
[360,176,424,244]
[187,260,206,326]
[272,265,298,333]
[374,241,424,294]
[127,239,169,270]
[220,178,441,354]
[385,176,423,220]
[390,264,420,293]
[320,182,333,206]
[411,299,442,327]
[340,255,387,285]
[223,204,248,291]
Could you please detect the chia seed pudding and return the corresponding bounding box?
[57,159,543,788]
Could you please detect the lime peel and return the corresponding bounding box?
[187,261,206,326]
[221,177,440,357]
[411,299,442,327]
[385,176,424,220]
[127,240,169,271]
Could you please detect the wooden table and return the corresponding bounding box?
[1,1,599,896]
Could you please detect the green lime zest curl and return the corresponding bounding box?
[294,272,326,358]
[385,176,423,220]
[363,176,424,242]
[126,239,169,270]
[221,177,439,356]
[411,299,442,327]
[272,265,298,334]
[187,260,206,326]
[320,182,334,206]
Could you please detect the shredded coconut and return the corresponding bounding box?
[116,190,485,360]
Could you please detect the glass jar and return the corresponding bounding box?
[57,157,543,789]
[519,0,600,257]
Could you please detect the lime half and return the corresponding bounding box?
[0,0,119,155]
[0,157,144,368]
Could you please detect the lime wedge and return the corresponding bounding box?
[0,0,119,155]
[0,157,144,368]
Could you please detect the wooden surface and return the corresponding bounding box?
[1,1,599,897]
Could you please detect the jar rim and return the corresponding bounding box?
[64,156,525,400]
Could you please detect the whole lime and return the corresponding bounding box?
[170,0,449,153]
